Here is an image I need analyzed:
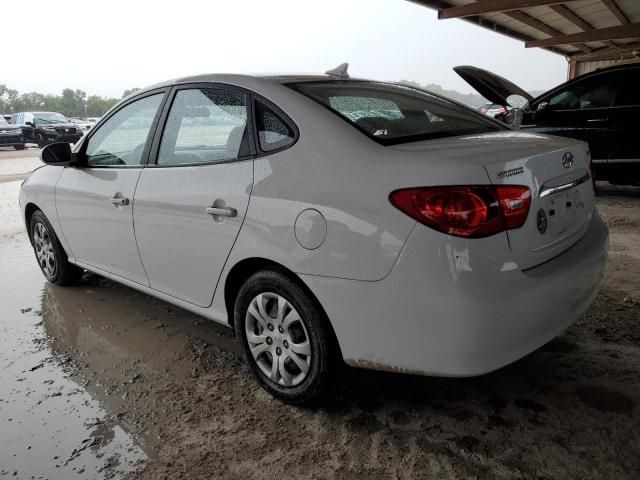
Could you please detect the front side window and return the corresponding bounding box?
[255,101,296,152]
[85,93,164,166]
[288,81,502,145]
[546,73,618,111]
[158,88,249,166]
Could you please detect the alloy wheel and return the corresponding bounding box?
[245,292,312,387]
[33,222,56,278]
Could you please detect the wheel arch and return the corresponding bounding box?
[223,257,343,358]
[24,202,41,244]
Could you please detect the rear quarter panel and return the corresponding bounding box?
[210,80,492,322]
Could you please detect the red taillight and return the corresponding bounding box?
[389,185,531,238]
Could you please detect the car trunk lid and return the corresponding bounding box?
[391,132,594,269]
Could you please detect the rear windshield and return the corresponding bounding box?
[288,81,504,145]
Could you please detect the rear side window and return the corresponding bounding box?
[613,70,640,107]
[158,88,249,166]
[255,101,296,152]
[288,81,501,145]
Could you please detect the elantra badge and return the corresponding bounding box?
[536,209,547,234]
[497,166,524,179]
[562,152,574,169]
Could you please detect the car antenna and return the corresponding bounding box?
[325,63,349,78]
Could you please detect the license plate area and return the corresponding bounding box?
[534,187,587,251]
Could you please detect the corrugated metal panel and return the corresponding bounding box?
[410,0,639,60]
[576,58,640,76]
[617,0,640,22]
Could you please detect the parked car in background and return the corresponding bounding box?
[11,112,83,148]
[0,116,25,149]
[70,118,93,132]
[478,102,511,119]
[456,62,640,185]
[86,117,101,125]
[20,68,608,403]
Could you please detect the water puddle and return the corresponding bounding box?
[1,207,147,478]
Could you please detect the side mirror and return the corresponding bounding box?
[504,108,523,130]
[41,142,75,166]
[26,121,35,127]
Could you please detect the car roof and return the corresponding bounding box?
[16,111,61,115]
[132,72,370,98]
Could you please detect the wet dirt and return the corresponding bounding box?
[1,148,639,479]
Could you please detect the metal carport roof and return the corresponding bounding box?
[408,0,640,66]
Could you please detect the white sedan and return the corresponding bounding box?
[19,65,608,403]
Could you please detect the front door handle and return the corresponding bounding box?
[587,118,609,123]
[206,206,237,217]
[110,196,130,206]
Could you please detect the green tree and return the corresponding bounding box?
[86,95,118,117]
[59,89,87,117]
[122,88,140,98]
[0,85,141,117]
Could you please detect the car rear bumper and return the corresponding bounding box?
[301,209,609,376]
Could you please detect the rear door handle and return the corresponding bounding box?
[587,118,609,123]
[206,206,237,217]
[110,197,130,206]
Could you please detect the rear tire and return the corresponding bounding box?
[234,270,336,405]
[30,210,82,285]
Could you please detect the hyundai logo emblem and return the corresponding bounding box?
[562,152,574,169]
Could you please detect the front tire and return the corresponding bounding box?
[36,134,47,149]
[30,210,82,285]
[234,270,336,404]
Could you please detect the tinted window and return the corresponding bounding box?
[255,101,295,152]
[613,70,640,107]
[547,73,618,110]
[158,88,249,166]
[85,94,163,167]
[34,112,70,124]
[288,81,502,145]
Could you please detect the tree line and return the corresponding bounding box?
[0,86,140,118]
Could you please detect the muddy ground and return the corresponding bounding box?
[0,147,639,479]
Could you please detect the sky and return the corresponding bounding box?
[3,0,568,98]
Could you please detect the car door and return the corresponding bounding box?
[14,113,35,142]
[55,90,167,285]
[607,68,640,183]
[524,71,621,166]
[132,85,254,307]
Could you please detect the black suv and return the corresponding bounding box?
[0,116,25,150]
[11,112,83,148]
[456,62,640,185]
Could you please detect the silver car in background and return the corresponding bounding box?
[19,66,608,403]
